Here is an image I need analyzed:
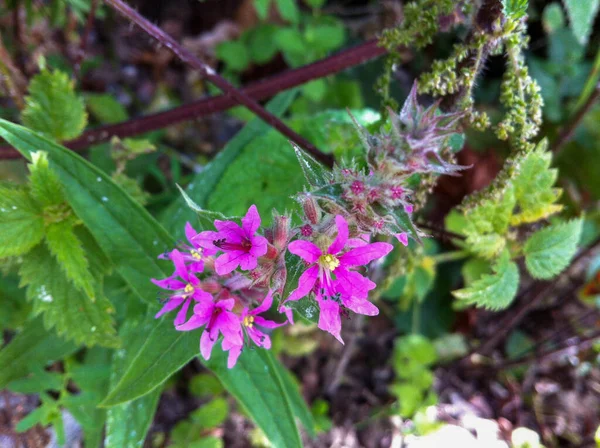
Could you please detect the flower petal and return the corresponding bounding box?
[238,253,258,271]
[249,235,268,257]
[254,316,285,329]
[222,340,243,369]
[252,290,274,315]
[176,313,208,331]
[341,296,379,316]
[288,240,321,263]
[151,277,186,290]
[242,204,261,236]
[214,251,245,275]
[333,267,375,299]
[193,230,221,250]
[339,242,393,267]
[185,222,198,245]
[214,220,243,243]
[174,297,192,326]
[395,232,409,247]
[328,215,349,254]
[170,249,189,282]
[155,297,185,319]
[200,330,217,360]
[316,296,343,344]
[287,265,319,301]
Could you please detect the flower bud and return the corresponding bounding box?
[273,215,291,250]
[302,196,321,225]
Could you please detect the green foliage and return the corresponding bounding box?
[542,3,565,33]
[85,93,129,124]
[524,219,583,279]
[562,0,600,45]
[453,250,520,310]
[502,0,529,20]
[207,131,306,225]
[28,151,65,207]
[216,40,250,72]
[19,244,119,348]
[21,69,87,141]
[0,184,44,258]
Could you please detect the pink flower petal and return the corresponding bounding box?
[176,313,208,331]
[249,235,268,257]
[339,242,393,267]
[200,330,217,360]
[287,265,319,301]
[341,296,379,316]
[151,277,186,290]
[242,204,261,236]
[238,253,258,271]
[193,230,221,250]
[288,240,321,263]
[214,220,244,243]
[174,297,192,326]
[316,297,343,344]
[155,297,185,319]
[214,251,245,275]
[222,339,243,369]
[170,250,189,281]
[395,232,409,247]
[185,222,198,245]
[333,267,375,299]
[328,215,349,254]
[252,290,274,315]
[254,316,285,329]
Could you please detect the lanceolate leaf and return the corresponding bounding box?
[563,0,600,45]
[0,118,174,303]
[0,184,44,258]
[453,250,519,310]
[292,142,333,188]
[502,0,529,20]
[283,251,319,324]
[161,90,298,238]
[0,316,77,389]
[524,219,583,279]
[176,184,232,230]
[28,151,65,207]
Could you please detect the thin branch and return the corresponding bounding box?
[469,236,600,359]
[103,0,332,166]
[0,39,386,159]
[552,83,600,154]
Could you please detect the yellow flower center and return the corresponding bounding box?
[184,284,194,294]
[243,315,255,328]
[319,254,340,271]
[190,249,203,260]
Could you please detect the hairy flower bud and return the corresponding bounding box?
[302,196,321,225]
[273,214,291,250]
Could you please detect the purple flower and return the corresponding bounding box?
[286,215,393,341]
[196,205,268,276]
[176,298,243,361]
[160,222,217,272]
[152,249,213,326]
[222,290,285,368]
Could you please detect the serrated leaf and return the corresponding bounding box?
[563,0,600,45]
[524,219,583,279]
[292,142,333,188]
[453,251,520,310]
[22,69,87,141]
[207,132,307,225]
[389,206,422,244]
[0,316,77,389]
[45,219,96,298]
[85,93,129,124]
[19,245,119,348]
[511,140,562,225]
[0,184,44,258]
[28,151,65,207]
[502,0,529,19]
[176,184,233,230]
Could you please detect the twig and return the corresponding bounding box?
[470,236,600,359]
[552,83,600,154]
[103,0,332,166]
[325,315,364,395]
[0,39,386,159]
[74,0,99,78]
[417,221,466,241]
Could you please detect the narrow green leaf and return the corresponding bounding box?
[160,90,297,238]
[104,318,162,448]
[502,0,529,19]
[453,251,520,310]
[563,0,600,45]
[22,69,87,141]
[283,251,319,324]
[524,219,583,279]
[0,316,77,389]
[292,142,332,188]
[0,118,174,303]
[45,219,96,298]
[8,368,64,394]
[206,348,303,448]
[176,184,232,230]
[274,363,316,438]
[0,184,44,258]
[19,245,119,348]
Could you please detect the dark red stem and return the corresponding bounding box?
[0,39,385,160]
[103,0,331,166]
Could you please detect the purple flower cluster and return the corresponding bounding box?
[153,205,393,368]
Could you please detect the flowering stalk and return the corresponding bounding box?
[153,84,464,367]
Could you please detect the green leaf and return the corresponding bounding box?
[0,184,44,258]
[254,0,272,20]
[21,69,87,141]
[304,23,346,53]
[207,132,307,225]
[189,373,225,398]
[100,317,198,406]
[542,3,565,33]
[248,25,279,65]
[176,184,232,230]
[292,142,332,188]
[305,0,326,8]
[216,40,250,72]
[45,219,96,298]
[274,363,316,438]
[524,219,583,279]
[161,90,297,238]
[8,368,64,394]
[283,251,319,324]
[19,245,119,348]
[0,316,77,389]
[206,348,303,448]
[28,151,65,207]
[85,93,129,124]
[453,250,520,310]
[104,318,161,448]
[502,0,529,20]
[190,398,229,430]
[511,141,562,225]
[275,28,306,58]
[0,118,175,303]
[275,0,299,24]
[563,0,600,45]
